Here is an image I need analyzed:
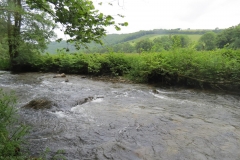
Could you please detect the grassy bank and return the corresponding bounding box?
[1,48,240,91]
[0,89,28,159]
[0,89,67,159]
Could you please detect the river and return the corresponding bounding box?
[0,71,240,160]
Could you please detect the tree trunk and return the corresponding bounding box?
[7,0,22,70]
[7,1,13,65]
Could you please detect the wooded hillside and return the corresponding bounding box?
[46,29,221,53]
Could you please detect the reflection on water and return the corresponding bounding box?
[0,72,240,160]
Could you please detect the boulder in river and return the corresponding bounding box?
[53,73,66,78]
[22,98,53,110]
[75,96,94,106]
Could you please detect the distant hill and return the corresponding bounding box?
[45,33,129,53]
[45,28,221,54]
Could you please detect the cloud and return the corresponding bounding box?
[93,0,240,33]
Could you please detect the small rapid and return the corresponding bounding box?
[0,71,240,160]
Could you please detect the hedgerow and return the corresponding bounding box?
[4,48,240,90]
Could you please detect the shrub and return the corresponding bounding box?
[0,89,28,159]
[0,58,10,70]
[8,48,240,90]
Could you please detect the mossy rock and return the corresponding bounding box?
[23,98,53,110]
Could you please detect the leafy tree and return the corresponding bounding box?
[0,0,127,70]
[0,7,9,60]
[135,39,153,53]
[172,35,181,49]
[216,24,240,49]
[179,35,191,48]
[113,42,135,53]
[151,37,166,52]
[151,35,190,52]
[196,32,216,51]
[171,35,191,49]
[153,36,173,51]
[0,0,56,69]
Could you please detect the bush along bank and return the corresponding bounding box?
[129,49,240,91]
[0,89,29,159]
[0,58,10,71]
[8,48,240,91]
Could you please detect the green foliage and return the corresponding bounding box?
[150,35,191,52]
[171,35,181,49]
[29,52,131,76]
[117,29,218,43]
[18,48,240,90]
[0,17,9,70]
[152,36,173,51]
[104,53,131,76]
[128,49,240,89]
[1,0,127,70]
[135,39,153,53]
[179,35,191,48]
[109,43,135,53]
[216,24,240,49]
[1,0,56,69]
[26,0,127,48]
[0,89,67,159]
[0,58,10,70]
[0,89,28,159]
[82,42,135,54]
[196,32,217,51]
[45,33,203,54]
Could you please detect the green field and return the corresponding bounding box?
[128,34,202,46]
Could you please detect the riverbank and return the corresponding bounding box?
[1,48,240,92]
[2,69,240,96]
[89,74,240,95]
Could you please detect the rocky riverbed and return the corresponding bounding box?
[0,71,240,160]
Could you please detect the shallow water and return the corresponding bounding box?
[0,71,240,160]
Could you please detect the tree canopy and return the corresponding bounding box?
[0,0,127,69]
[196,32,216,51]
[216,24,240,49]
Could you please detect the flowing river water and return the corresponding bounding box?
[0,71,240,160]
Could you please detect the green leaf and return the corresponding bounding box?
[114,25,121,31]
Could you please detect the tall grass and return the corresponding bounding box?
[0,89,67,159]
[0,89,28,159]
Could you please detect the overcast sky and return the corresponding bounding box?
[92,0,240,34]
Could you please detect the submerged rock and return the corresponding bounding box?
[73,96,94,106]
[23,98,53,110]
[53,73,66,78]
[152,89,159,94]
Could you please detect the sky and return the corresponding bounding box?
[92,0,240,34]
